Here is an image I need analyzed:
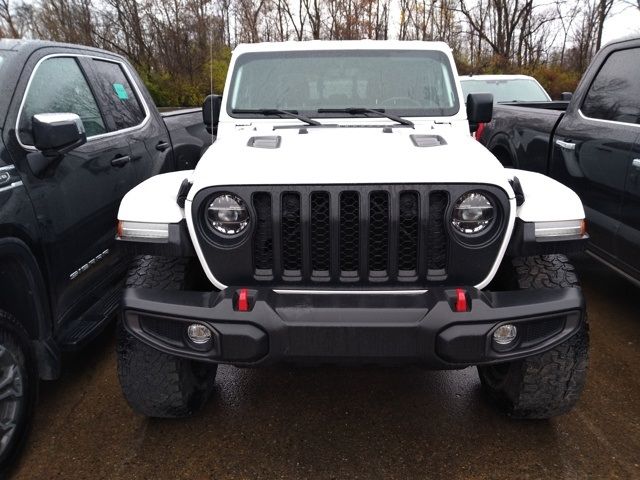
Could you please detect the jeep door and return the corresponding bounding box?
[550,46,640,261]
[4,50,136,326]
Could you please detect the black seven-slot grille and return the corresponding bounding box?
[253,188,448,283]
[192,185,510,288]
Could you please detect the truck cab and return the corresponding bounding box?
[0,39,210,467]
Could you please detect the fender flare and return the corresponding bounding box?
[0,237,60,379]
[487,133,518,168]
[0,237,50,340]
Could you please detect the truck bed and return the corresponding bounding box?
[162,108,214,170]
[481,101,569,174]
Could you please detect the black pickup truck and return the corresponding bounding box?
[478,36,640,285]
[0,39,211,467]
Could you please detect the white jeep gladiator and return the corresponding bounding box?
[115,40,589,420]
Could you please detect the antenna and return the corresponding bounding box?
[209,0,215,144]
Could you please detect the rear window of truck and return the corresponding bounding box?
[90,59,147,130]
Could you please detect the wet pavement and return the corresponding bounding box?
[11,255,640,479]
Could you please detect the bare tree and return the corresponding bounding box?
[0,0,21,37]
[554,0,581,67]
[595,0,615,50]
[235,0,269,42]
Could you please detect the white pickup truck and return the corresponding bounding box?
[115,40,589,420]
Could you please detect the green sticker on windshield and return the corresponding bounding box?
[113,83,129,100]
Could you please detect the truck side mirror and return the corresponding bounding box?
[32,113,87,157]
[203,94,222,135]
[466,93,493,133]
[560,92,573,101]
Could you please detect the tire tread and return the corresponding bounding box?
[117,255,216,418]
[480,254,589,419]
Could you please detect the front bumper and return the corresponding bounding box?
[122,286,585,368]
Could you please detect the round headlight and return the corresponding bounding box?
[452,192,495,234]
[206,194,249,235]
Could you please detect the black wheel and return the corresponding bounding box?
[479,254,589,419]
[117,256,217,418]
[0,310,37,471]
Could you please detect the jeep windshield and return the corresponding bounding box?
[228,50,460,119]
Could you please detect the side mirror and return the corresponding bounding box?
[202,94,222,135]
[32,113,87,157]
[560,92,573,101]
[466,93,493,133]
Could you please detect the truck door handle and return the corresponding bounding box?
[156,141,170,152]
[556,140,576,151]
[111,155,131,167]
[633,159,640,169]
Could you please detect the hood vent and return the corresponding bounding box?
[410,135,447,148]
[247,136,281,149]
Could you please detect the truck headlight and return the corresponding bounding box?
[452,192,495,234]
[206,194,250,235]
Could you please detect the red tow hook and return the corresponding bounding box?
[236,288,250,312]
[454,288,469,312]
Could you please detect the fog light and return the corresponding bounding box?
[493,324,517,345]
[187,324,212,345]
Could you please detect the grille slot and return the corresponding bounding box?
[140,317,184,346]
[398,191,419,275]
[427,191,448,279]
[310,192,331,276]
[253,192,273,273]
[368,191,389,275]
[281,192,302,274]
[523,318,564,344]
[339,191,360,277]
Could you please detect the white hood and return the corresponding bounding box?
[188,121,516,200]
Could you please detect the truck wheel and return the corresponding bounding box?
[478,254,589,419]
[0,310,37,470]
[117,256,217,418]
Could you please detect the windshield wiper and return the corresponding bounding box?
[232,109,321,126]
[317,108,414,127]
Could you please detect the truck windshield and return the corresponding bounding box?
[228,50,460,118]
[461,78,550,103]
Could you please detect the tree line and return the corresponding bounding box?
[1,0,638,106]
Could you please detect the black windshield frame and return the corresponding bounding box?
[227,50,461,120]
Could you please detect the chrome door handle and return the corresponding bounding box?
[111,155,131,167]
[556,139,576,151]
[633,159,640,169]
[156,141,170,152]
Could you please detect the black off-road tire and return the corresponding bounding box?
[479,254,589,419]
[117,256,217,418]
[0,310,37,473]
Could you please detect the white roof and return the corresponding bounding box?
[459,74,537,81]
[233,40,452,54]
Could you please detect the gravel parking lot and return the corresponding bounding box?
[11,254,640,480]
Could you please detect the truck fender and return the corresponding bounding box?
[118,170,193,224]
[0,237,60,380]
[506,169,585,222]
[488,133,518,168]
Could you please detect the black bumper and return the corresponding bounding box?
[122,286,585,368]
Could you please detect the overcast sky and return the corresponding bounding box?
[603,2,640,43]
